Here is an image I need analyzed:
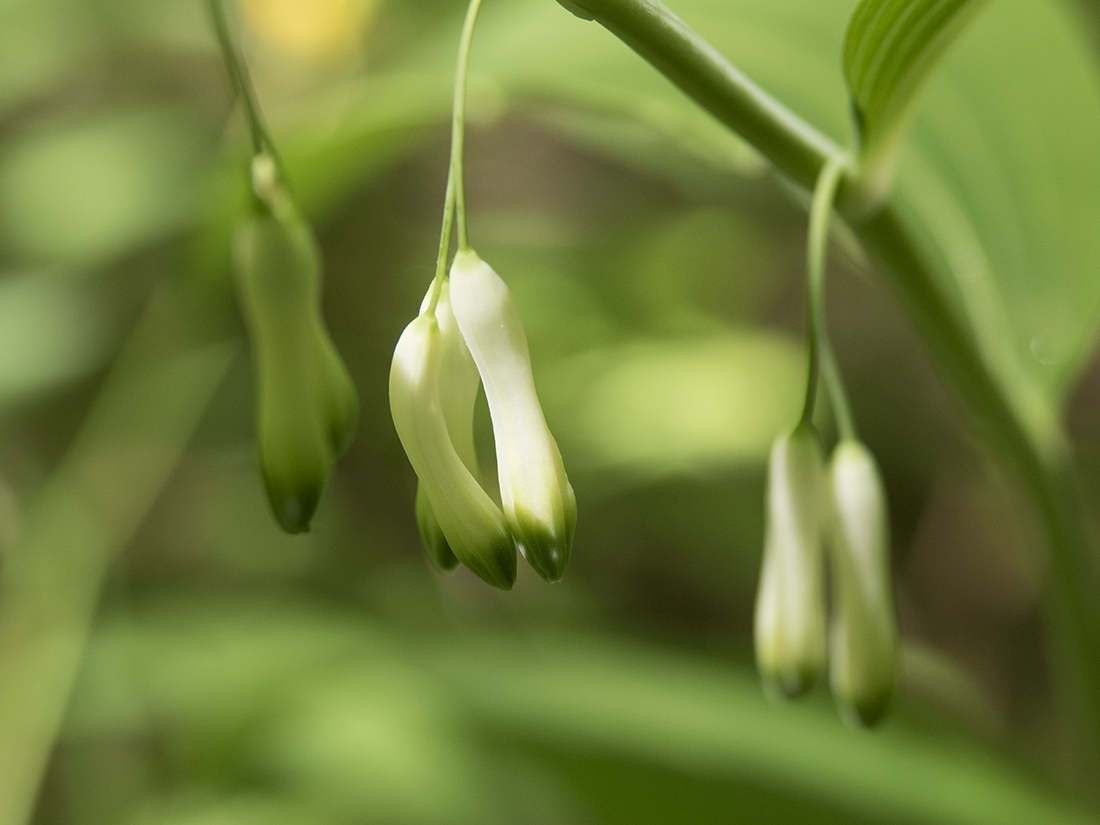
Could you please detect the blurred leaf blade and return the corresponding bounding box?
[895,0,1100,403]
[434,631,1100,825]
[75,603,1100,825]
[844,0,990,173]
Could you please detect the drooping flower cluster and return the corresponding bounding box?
[390,249,576,589]
[755,427,898,726]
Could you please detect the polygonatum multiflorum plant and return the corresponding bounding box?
[211,0,1100,749]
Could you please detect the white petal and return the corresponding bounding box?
[755,427,827,698]
[825,440,898,726]
[389,313,515,589]
[448,249,576,581]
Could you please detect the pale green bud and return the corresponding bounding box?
[389,313,517,590]
[825,440,899,727]
[754,425,827,698]
[448,249,576,582]
[233,166,358,533]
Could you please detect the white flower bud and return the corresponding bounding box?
[826,440,899,726]
[389,313,516,589]
[414,281,482,573]
[448,249,577,582]
[755,426,827,698]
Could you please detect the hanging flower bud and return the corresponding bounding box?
[448,249,576,582]
[413,281,482,573]
[825,440,899,727]
[754,424,827,698]
[390,313,517,590]
[234,154,358,533]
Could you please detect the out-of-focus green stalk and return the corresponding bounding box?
[209,0,269,156]
[801,154,855,440]
[0,288,236,825]
[555,0,1100,797]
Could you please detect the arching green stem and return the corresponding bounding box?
[425,0,486,317]
[425,172,457,318]
[801,154,855,441]
[450,0,485,252]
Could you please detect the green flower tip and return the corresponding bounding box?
[258,435,326,534]
[461,532,518,591]
[754,426,827,699]
[513,492,576,582]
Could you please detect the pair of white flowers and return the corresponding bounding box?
[754,425,898,726]
[390,250,576,589]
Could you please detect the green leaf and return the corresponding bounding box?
[843,0,990,184]
[895,0,1100,402]
[541,332,804,477]
[74,604,1099,825]
[435,631,1098,825]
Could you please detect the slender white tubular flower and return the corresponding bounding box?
[755,425,827,698]
[448,249,576,582]
[825,440,899,727]
[389,313,516,590]
[414,281,483,573]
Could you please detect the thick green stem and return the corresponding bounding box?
[556,0,842,195]
[556,0,1100,792]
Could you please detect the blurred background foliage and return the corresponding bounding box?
[2,0,1100,822]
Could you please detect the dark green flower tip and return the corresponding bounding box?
[514,518,572,583]
[416,484,459,573]
[841,683,895,729]
[256,373,330,535]
[760,663,819,701]
[260,463,323,534]
[462,534,518,591]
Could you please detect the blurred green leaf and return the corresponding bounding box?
[0,272,111,407]
[435,631,1100,825]
[542,331,803,477]
[0,108,210,265]
[896,0,1100,403]
[74,604,1100,825]
[843,0,990,172]
[123,795,334,825]
[0,0,98,116]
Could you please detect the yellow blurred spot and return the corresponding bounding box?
[238,0,377,62]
